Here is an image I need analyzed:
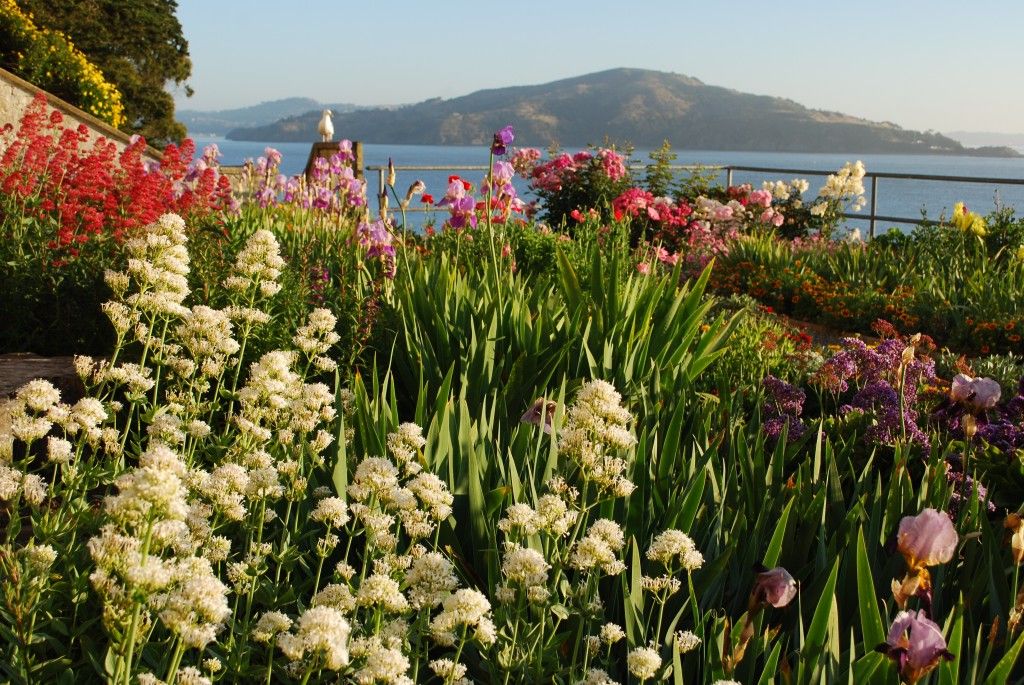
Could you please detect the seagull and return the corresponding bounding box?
[317,109,334,142]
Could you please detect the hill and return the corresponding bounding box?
[178,97,359,137]
[224,69,1019,157]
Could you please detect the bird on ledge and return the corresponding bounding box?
[318,109,334,142]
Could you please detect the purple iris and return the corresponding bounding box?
[491,125,514,155]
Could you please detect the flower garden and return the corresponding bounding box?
[2,94,1024,685]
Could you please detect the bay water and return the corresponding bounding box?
[197,137,1024,235]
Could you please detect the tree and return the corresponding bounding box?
[16,0,192,145]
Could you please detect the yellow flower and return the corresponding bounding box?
[952,201,986,236]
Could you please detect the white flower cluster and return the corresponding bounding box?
[646,529,704,571]
[626,645,662,680]
[293,307,341,372]
[120,213,192,317]
[814,160,866,214]
[223,229,285,299]
[277,605,351,671]
[429,588,496,647]
[557,380,636,498]
[569,518,626,576]
[762,178,809,203]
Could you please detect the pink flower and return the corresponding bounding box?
[880,610,953,684]
[748,189,773,208]
[636,261,651,274]
[520,398,557,434]
[751,567,797,608]
[897,508,958,568]
[950,374,1001,411]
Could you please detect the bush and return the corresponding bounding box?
[0,0,124,127]
[0,94,234,353]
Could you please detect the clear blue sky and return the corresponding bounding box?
[174,0,1024,133]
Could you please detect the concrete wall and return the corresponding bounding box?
[0,66,160,160]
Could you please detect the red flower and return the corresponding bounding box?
[421,194,434,204]
[570,208,584,223]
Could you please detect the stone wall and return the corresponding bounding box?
[0,66,160,160]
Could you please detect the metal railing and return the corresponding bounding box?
[367,163,1024,237]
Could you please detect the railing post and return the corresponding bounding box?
[869,175,879,238]
[352,141,364,180]
[726,167,733,189]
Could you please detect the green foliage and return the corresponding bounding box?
[17,0,192,143]
[643,140,676,198]
[0,0,125,126]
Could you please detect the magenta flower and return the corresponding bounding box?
[897,508,958,569]
[520,398,557,434]
[751,566,798,608]
[879,610,953,684]
[491,125,514,155]
[950,374,1001,411]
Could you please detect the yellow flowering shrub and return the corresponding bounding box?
[0,0,124,127]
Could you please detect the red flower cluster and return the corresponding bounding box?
[0,94,234,265]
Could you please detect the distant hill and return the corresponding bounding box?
[177,97,360,137]
[946,130,1024,152]
[224,69,1019,157]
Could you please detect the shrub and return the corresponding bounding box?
[0,94,234,353]
[0,0,124,127]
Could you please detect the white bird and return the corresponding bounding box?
[317,109,334,142]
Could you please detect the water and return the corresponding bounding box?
[196,137,1024,235]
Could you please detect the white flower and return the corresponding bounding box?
[311,496,350,528]
[46,436,73,464]
[174,666,211,685]
[158,558,231,649]
[406,552,459,610]
[430,589,493,646]
[600,623,625,644]
[502,545,550,587]
[277,605,350,670]
[356,574,408,613]
[647,529,700,568]
[252,611,292,643]
[430,658,467,681]
[498,503,540,535]
[675,630,701,653]
[312,584,356,614]
[16,379,61,413]
[579,668,621,685]
[627,645,662,680]
[350,637,409,683]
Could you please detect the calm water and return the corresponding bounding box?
[196,137,1024,234]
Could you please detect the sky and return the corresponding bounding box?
[173,0,1024,134]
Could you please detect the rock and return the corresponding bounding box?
[0,353,85,403]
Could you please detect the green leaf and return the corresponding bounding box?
[982,627,1024,685]
[802,558,840,669]
[855,526,886,649]
[762,498,793,568]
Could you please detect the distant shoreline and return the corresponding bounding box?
[208,134,1022,159]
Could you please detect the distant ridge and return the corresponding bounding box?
[177,97,360,137]
[224,68,1019,157]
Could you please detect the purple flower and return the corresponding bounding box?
[491,125,514,155]
[950,374,1001,411]
[945,460,995,517]
[897,508,958,568]
[520,398,557,434]
[879,610,953,684]
[751,567,797,608]
[762,375,806,441]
